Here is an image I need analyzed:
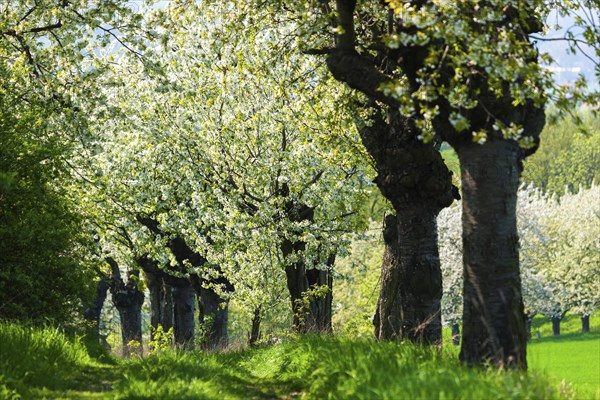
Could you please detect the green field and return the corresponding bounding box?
[528,314,600,399]
[1,316,598,399]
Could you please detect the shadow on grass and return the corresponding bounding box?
[113,349,306,399]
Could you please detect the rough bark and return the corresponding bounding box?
[374,206,444,343]
[106,258,144,357]
[171,278,196,349]
[457,140,528,368]
[361,111,455,345]
[581,315,590,333]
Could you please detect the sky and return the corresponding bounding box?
[535,10,599,90]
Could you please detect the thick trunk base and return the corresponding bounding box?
[373,210,443,345]
[285,264,334,334]
[457,140,528,369]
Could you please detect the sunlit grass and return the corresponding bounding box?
[0,322,114,398]
[528,313,600,399]
[2,317,598,399]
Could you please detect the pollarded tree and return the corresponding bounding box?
[244,0,599,367]
[230,0,459,345]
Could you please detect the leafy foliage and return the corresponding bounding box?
[522,114,600,196]
[0,77,93,324]
[73,2,373,332]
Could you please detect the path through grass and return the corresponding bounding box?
[1,319,597,399]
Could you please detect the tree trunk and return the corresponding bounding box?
[83,277,109,341]
[171,279,196,349]
[551,316,561,336]
[358,110,455,345]
[452,323,461,346]
[107,259,144,357]
[191,274,229,351]
[162,282,174,332]
[581,315,590,333]
[374,208,443,344]
[283,252,334,334]
[306,265,334,333]
[284,259,310,333]
[526,314,535,341]
[280,198,334,334]
[249,306,262,346]
[457,140,527,368]
[139,257,174,342]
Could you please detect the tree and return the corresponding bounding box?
[0,0,147,325]
[0,98,93,324]
[105,258,144,357]
[522,115,600,196]
[309,0,600,367]
[240,0,459,345]
[442,185,599,340]
[257,0,598,366]
[73,2,371,342]
[542,186,600,332]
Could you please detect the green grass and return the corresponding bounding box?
[1,318,598,399]
[528,314,600,399]
[0,322,117,398]
[112,337,573,400]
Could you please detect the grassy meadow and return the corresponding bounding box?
[0,315,598,399]
[527,314,600,399]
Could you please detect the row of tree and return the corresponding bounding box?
[1,0,598,369]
